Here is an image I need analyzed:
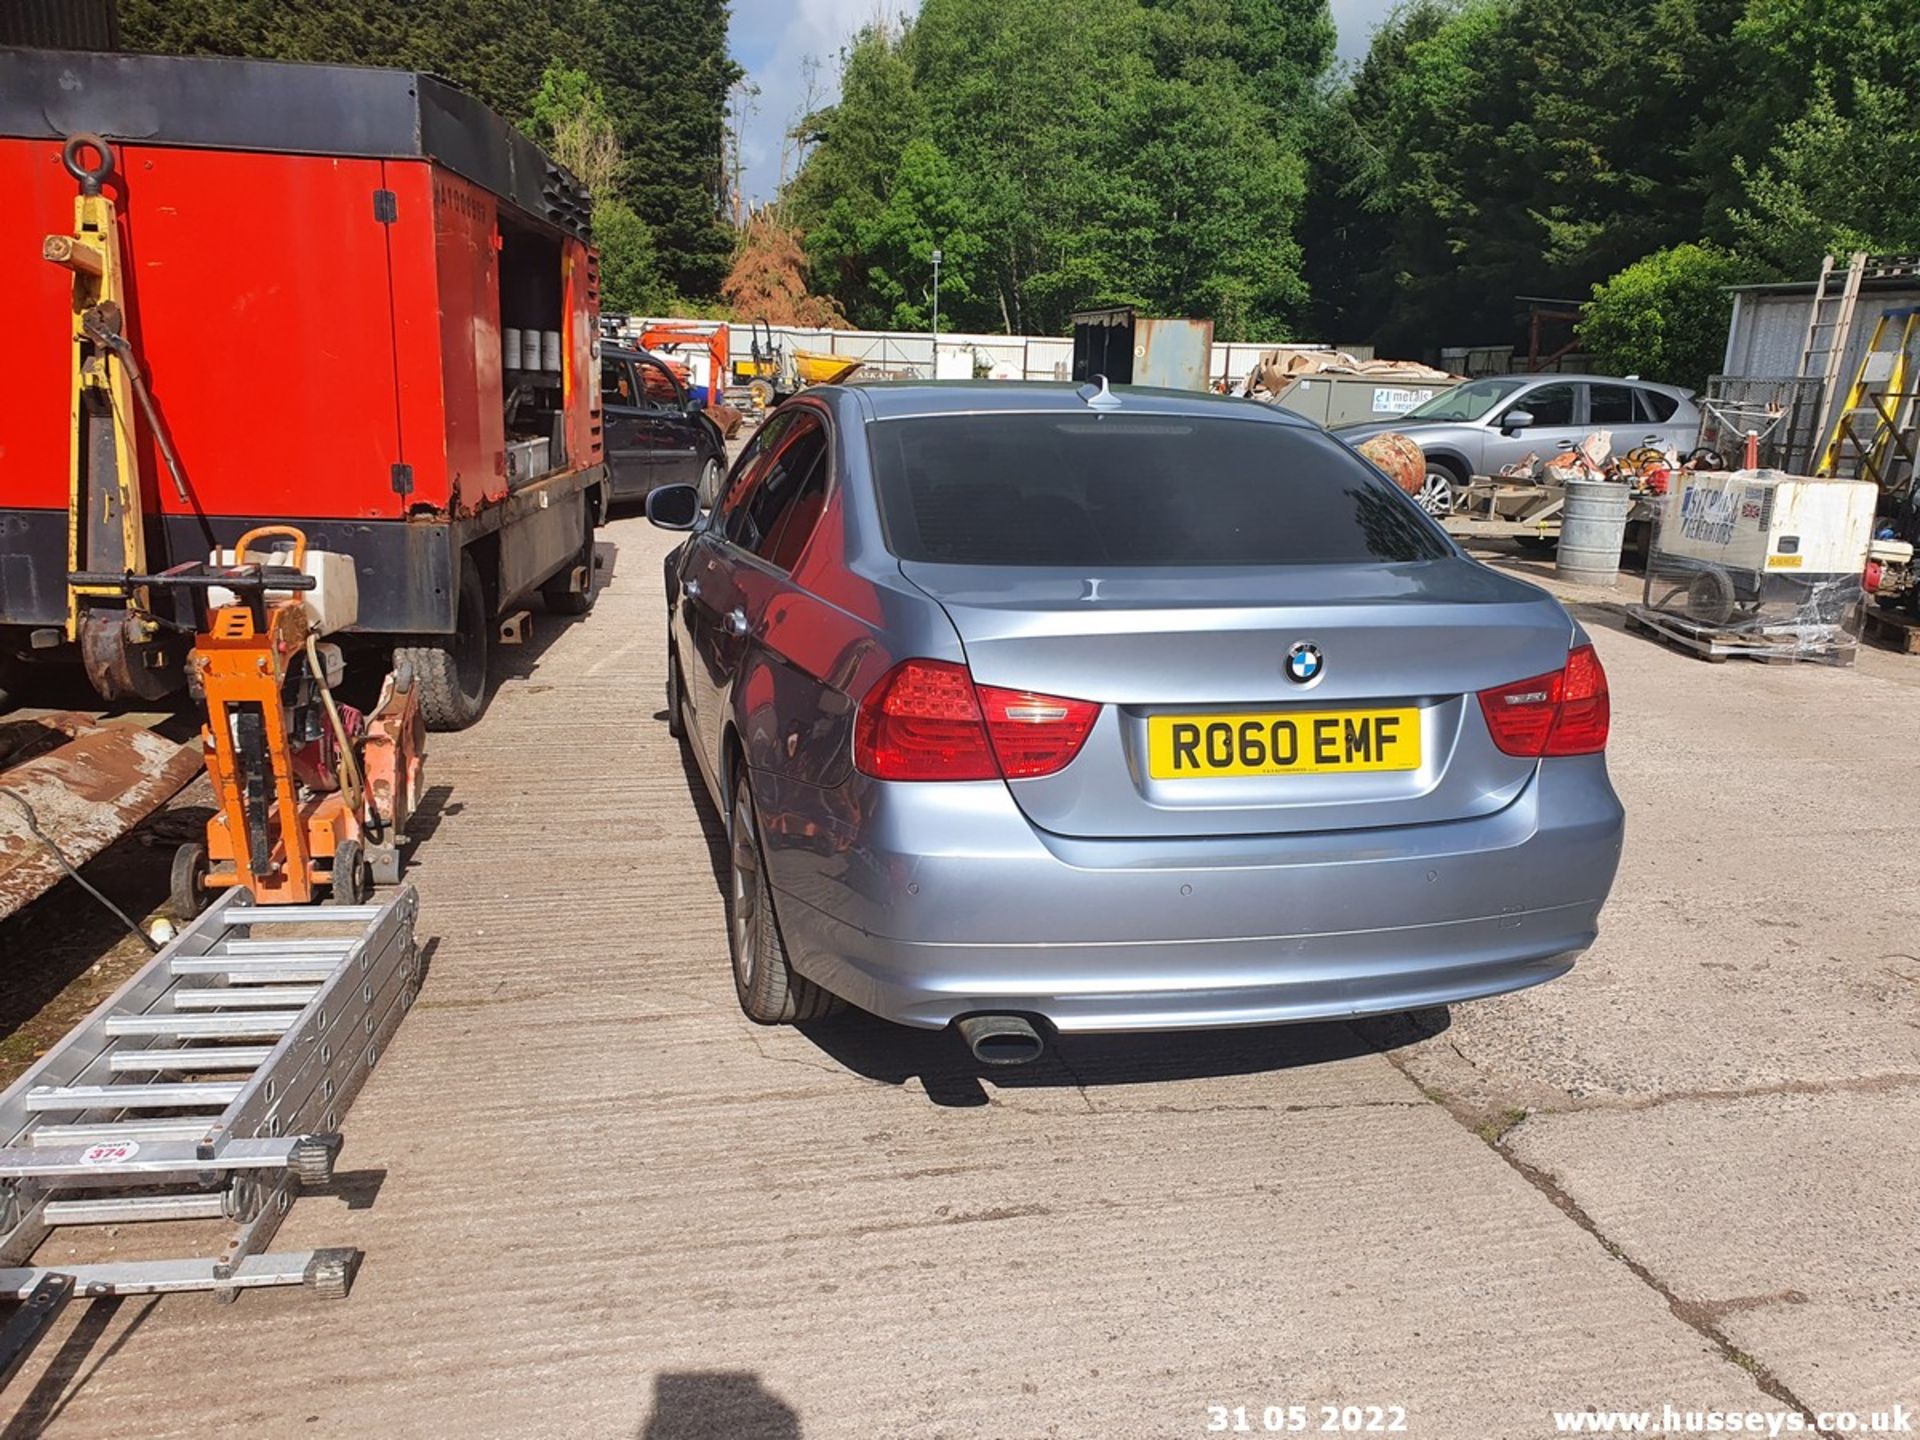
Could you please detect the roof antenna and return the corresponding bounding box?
[1077,374,1121,411]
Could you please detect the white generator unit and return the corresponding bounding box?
[1644,470,1875,631]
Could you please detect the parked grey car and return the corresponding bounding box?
[1336,374,1701,516]
[647,382,1625,1064]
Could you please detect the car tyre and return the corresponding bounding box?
[697,456,723,509]
[396,556,489,731]
[665,639,686,741]
[728,771,843,1024]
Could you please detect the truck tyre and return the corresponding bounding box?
[542,501,599,616]
[396,557,489,732]
[0,645,24,713]
[728,771,845,1025]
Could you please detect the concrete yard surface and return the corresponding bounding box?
[2,518,1915,1438]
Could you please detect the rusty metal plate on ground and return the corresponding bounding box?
[0,714,203,920]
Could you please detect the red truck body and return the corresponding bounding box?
[0,48,606,645]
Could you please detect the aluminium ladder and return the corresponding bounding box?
[0,884,419,1374]
[1795,252,1867,447]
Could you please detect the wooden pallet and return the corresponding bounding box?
[1861,603,1920,654]
[1624,606,1857,667]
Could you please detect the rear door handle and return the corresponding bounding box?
[684,579,702,600]
[726,608,749,637]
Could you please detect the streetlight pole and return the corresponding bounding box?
[931,247,943,345]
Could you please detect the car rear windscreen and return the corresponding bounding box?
[867,413,1451,567]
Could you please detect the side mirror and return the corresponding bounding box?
[1499,409,1535,434]
[686,397,706,418]
[646,483,700,531]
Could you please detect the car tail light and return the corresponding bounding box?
[975,682,1102,779]
[1477,643,1610,757]
[854,659,1100,781]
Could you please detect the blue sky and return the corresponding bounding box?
[728,0,1399,205]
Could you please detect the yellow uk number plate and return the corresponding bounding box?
[1147,708,1421,779]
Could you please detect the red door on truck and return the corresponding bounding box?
[0,141,420,524]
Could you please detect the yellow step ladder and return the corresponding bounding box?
[1815,304,1920,485]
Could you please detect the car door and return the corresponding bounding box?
[1586,381,1652,451]
[635,355,699,487]
[1634,386,1693,454]
[681,412,794,764]
[1486,380,1581,471]
[714,412,834,792]
[599,357,651,499]
[704,414,832,748]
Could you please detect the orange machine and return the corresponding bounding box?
[639,321,729,394]
[136,528,427,912]
[637,322,744,437]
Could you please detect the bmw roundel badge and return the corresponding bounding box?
[1285,641,1323,684]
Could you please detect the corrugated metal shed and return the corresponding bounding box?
[1717,269,1920,470]
[1722,276,1920,384]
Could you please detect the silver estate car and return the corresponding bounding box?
[647,382,1624,1064]
[1336,374,1701,517]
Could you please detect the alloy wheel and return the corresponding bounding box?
[1417,470,1455,517]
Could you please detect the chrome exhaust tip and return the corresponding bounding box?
[954,1013,1046,1066]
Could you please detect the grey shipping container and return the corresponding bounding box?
[1270,373,1461,427]
[1071,307,1214,391]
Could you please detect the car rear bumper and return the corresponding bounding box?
[757,756,1624,1033]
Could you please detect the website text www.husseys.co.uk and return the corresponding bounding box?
[1552,1404,1912,1435]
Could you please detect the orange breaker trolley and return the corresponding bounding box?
[74,525,428,909]
[0,48,610,732]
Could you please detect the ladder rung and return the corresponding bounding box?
[217,938,358,956]
[25,1082,242,1112]
[109,1046,275,1074]
[229,905,380,924]
[0,1135,298,1178]
[0,1251,326,1298]
[174,986,320,1010]
[31,1119,212,1147]
[106,1013,299,1039]
[171,959,337,982]
[44,1193,227,1225]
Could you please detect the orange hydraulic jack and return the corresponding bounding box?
[163,527,426,913]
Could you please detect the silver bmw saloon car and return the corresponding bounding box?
[646,382,1624,1063]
